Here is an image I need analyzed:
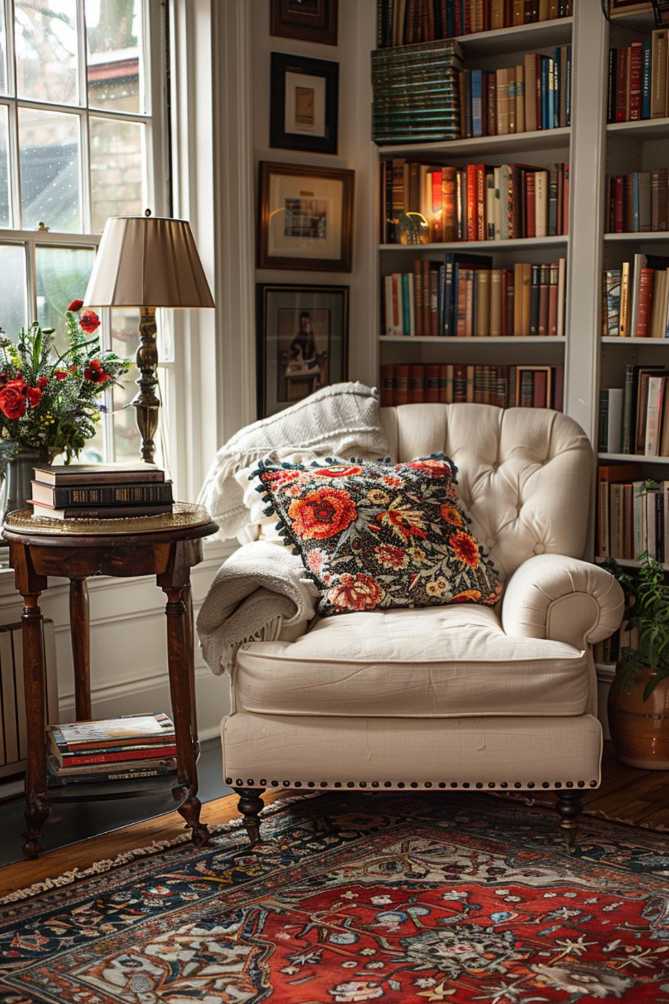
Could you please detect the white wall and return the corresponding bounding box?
[252,0,378,388]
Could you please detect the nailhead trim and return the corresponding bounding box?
[227,777,600,791]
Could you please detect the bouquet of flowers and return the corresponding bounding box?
[0,300,130,462]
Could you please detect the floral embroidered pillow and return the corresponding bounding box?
[251,454,501,615]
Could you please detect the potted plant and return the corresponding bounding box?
[0,300,130,522]
[606,550,669,770]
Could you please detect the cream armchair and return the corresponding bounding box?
[221,404,624,848]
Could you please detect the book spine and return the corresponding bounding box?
[59,746,178,767]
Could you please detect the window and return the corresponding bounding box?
[0,0,169,463]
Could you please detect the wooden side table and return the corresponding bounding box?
[3,503,218,859]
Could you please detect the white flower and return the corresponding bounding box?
[371,895,392,905]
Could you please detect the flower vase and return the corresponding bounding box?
[0,443,48,526]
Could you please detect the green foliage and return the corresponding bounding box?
[605,545,669,700]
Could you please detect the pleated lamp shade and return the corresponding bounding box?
[84,215,215,309]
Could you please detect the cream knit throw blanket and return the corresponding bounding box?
[197,381,388,541]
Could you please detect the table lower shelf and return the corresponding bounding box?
[46,772,181,802]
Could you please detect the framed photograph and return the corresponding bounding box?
[270,0,338,46]
[257,283,349,417]
[270,52,338,154]
[258,161,354,272]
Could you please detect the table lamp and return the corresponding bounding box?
[83,211,215,464]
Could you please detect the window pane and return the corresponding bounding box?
[35,245,95,352]
[0,245,26,338]
[0,4,8,96]
[111,308,141,462]
[19,108,82,232]
[15,0,79,105]
[0,107,10,227]
[86,0,145,113]
[90,116,146,231]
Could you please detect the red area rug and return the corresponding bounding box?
[2,792,669,1002]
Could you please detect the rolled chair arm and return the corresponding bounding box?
[501,554,624,650]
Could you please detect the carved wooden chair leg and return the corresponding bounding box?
[557,790,584,853]
[234,787,265,847]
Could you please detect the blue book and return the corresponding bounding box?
[471,70,483,137]
[401,273,411,335]
[642,40,651,120]
[446,0,456,38]
[566,46,572,126]
[541,57,549,129]
[553,50,560,128]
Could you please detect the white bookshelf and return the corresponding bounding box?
[381,335,566,344]
[380,127,570,158]
[455,16,573,54]
[602,337,669,345]
[599,453,669,465]
[379,236,567,252]
[604,231,669,243]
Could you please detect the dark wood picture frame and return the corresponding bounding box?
[257,161,354,272]
[270,0,338,45]
[270,52,339,155]
[256,283,349,418]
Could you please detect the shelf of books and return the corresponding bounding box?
[373,0,573,410]
[597,6,669,575]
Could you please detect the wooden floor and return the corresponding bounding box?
[0,746,666,899]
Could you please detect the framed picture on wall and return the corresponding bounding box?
[258,161,354,271]
[270,52,339,154]
[270,0,338,46]
[257,283,349,417]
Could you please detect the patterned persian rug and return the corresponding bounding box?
[1,792,669,1003]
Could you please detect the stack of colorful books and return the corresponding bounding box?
[372,39,463,145]
[608,29,669,124]
[29,464,173,520]
[47,713,177,786]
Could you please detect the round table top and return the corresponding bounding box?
[3,502,218,543]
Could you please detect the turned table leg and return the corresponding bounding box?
[162,582,209,847]
[21,588,49,858]
[69,578,91,721]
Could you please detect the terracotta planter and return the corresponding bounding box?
[608,667,669,770]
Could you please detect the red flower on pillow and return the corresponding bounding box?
[313,464,363,478]
[407,458,452,478]
[375,543,408,570]
[288,487,357,540]
[328,572,382,611]
[450,531,480,569]
[452,588,482,603]
[377,507,427,541]
[266,469,302,488]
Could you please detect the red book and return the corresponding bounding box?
[425,364,440,403]
[615,46,628,123]
[438,364,450,403]
[60,746,178,767]
[533,370,548,407]
[635,268,655,338]
[476,165,486,240]
[614,175,625,233]
[525,172,536,238]
[380,365,394,407]
[442,167,457,241]
[456,269,468,336]
[430,169,443,243]
[629,41,643,120]
[466,164,478,241]
[395,364,410,405]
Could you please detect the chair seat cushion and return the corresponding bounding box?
[235,605,590,718]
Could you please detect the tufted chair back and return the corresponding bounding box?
[380,404,593,579]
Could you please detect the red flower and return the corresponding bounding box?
[27,386,42,407]
[67,298,84,312]
[84,358,109,384]
[37,376,48,390]
[375,543,408,570]
[440,503,464,527]
[406,458,453,478]
[328,572,382,612]
[54,369,68,381]
[79,309,100,334]
[0,379,27,420]
[450,530,480,569]
[313,465,363,478]
[288,487,357,540]
[264,469,302,489]
[451,588,482,603]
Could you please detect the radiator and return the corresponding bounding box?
[0,620,57,779]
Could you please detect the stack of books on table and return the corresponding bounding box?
[47,713,177,786]
[29,464,173,520]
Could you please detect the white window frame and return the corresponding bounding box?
[0,0,172,466]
